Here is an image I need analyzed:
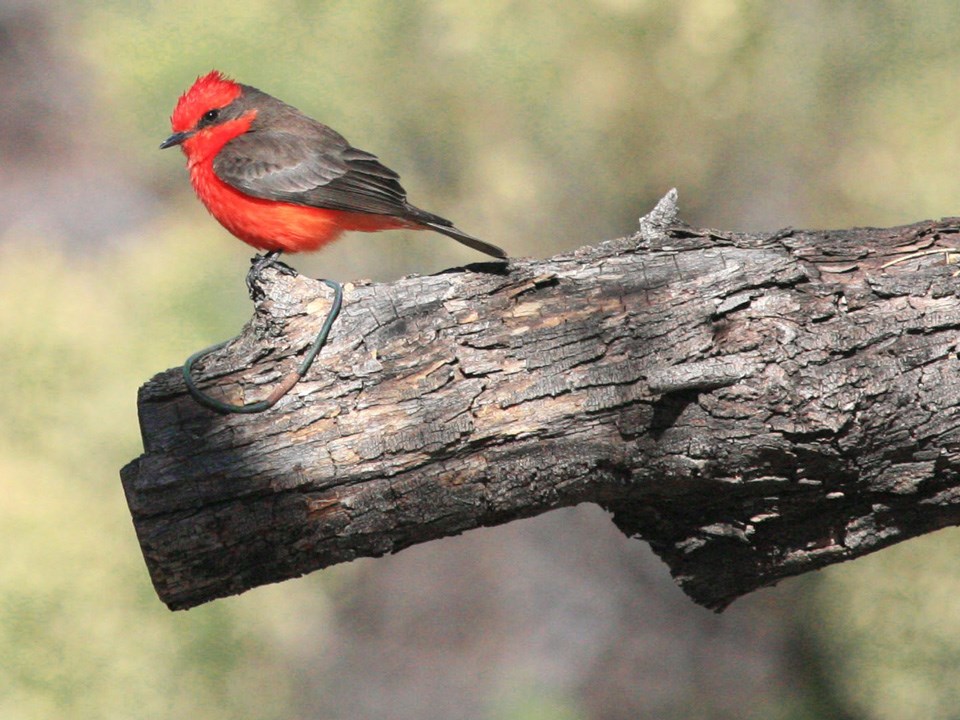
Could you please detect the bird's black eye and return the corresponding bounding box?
[201,109,220,125]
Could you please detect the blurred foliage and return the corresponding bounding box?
[3,0,960,718]
[487,684,583,720]
[0,231,340,720]
[810,531,960,720]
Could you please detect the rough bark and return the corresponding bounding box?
[121,191,960,611]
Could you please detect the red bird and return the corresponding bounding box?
[161,70,506,273]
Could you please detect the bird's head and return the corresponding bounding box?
[160,70,254,156]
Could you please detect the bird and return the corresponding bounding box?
[161,70,507,295]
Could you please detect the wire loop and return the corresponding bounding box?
[182,278,343,414]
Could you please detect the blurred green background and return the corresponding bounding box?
[3,1,960,718]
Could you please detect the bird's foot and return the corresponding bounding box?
[246,250,298,301]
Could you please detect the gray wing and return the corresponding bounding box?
[213,121,508,259]
[212,129,412,216]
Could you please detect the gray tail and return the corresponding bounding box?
[423,221,508,259]
[403,203,507,259]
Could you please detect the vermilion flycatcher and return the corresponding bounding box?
[160,70,507,266]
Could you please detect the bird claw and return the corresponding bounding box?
[246,251,298,300]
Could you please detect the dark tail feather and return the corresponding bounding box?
[423,221,508,259]
[402,203,507,259]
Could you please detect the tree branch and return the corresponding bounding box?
[121,191,960,611]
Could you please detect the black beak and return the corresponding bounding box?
[159,130,193,149]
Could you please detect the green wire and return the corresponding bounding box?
[182,278,343,414]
